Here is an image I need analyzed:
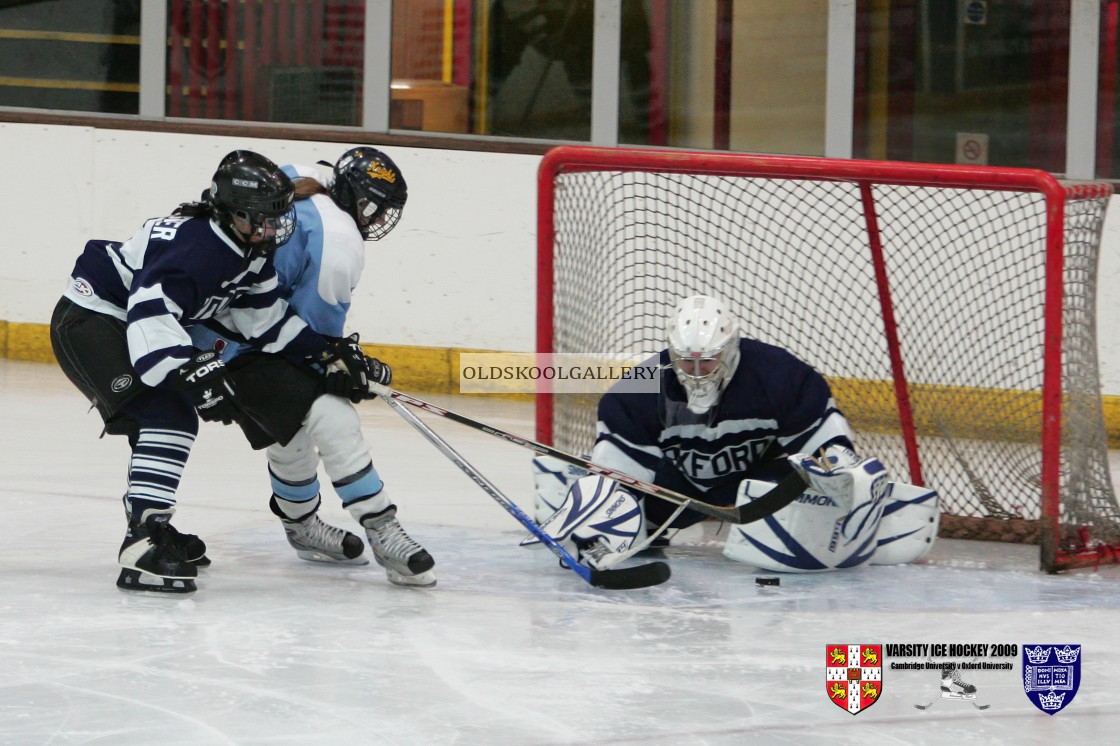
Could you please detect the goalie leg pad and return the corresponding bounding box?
[521,475,644,568]
[871,482,940,565]
[723,475,886,572]
[531,455,588,525]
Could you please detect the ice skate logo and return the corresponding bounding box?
[1023,644,1081,715]
[915,663,990,711]
[825,644,882,715]
[110,374,133,392]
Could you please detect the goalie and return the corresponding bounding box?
[530,294,939,573]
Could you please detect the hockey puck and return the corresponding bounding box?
[755,576,780,587]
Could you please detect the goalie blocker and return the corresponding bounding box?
[531,446,940,573]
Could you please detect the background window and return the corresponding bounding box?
[165,0,365,126]
[0,0,140,115]
[855,0,1068,171]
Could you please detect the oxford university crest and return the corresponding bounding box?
[1023,644,1081,715]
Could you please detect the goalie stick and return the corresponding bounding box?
[367,383,809,525]
[376,389,670,590]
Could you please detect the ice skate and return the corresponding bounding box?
[269,495,368,565]
[940,666,978,699]
[123,495,209,567]
[116,508,198,593]
[357,505,436,587]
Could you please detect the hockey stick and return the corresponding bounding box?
[913,697,937,710]
[368,383,808,525]
[376,390,670,590]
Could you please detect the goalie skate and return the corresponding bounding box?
[116,508,198,594]
[358,505,436,587]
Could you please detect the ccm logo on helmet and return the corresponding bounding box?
[232,178,259,188]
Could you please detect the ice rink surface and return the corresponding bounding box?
[2,358,1119,745]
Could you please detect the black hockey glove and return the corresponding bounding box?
[319,334,391,403]
[365,355,392,387]
[176,350,240,425]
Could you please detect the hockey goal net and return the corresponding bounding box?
[536,145,1119,572]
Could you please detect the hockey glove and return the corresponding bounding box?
[319,334,391,403]
[176,350,240,425]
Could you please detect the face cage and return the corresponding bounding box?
[358,202,403,241]
[667,356,721,385]
[230,207,296,253]
[668,351,733,404]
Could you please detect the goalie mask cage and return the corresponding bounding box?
[536,145,1119,573]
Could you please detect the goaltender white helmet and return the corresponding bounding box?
[667,295,741,412]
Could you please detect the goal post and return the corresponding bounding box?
[536,145,1118,573]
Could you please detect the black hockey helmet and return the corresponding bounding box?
[209,150,296,254]
[329,147,408,240]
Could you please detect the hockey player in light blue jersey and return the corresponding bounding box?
[189,147,435,588]
[50,151,372,594]
[531,294,939,574]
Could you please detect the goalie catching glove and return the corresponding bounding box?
[175,350,239,424]
[521,474,644,570]
[317,333,392,403]
[786,444,888,512]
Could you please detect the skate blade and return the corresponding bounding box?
[116,568,197,594]
[294,549,370,565]
[385,568,437,588]
[372,554,436,587]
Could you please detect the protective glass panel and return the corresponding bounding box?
[0,0,140,114]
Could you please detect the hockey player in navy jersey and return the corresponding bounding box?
[189,147,435,587]
[50,150,374,593]
[531,294,939,574]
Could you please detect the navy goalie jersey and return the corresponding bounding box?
[63,212,327,388]
[592,338,854,499]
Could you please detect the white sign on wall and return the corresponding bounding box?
[956,132,989,165]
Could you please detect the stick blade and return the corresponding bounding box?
[589,561,671,590]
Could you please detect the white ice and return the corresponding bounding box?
[2,359,1119,745]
